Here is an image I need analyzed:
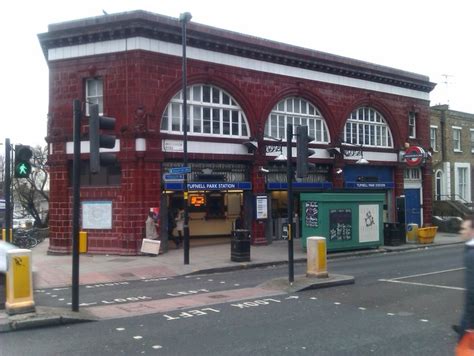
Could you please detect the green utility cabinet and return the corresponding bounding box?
[301,192,384,252]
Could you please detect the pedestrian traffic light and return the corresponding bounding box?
[296,125,315,178]
[89,104,116,174]
[14,145,33,178]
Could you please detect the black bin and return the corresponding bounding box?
[383,223,405,246]
[231,229,251,262]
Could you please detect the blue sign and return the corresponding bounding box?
[345,182,394,189]
[163,173,185,181]
[169,166,191,174]
[164,182,252,191]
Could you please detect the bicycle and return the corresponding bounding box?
[12,228,38,249]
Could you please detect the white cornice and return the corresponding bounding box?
[48,37,429,101]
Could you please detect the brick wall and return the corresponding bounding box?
[46,49,432,254]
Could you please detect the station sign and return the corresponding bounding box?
[169,166,191,174]
[163,173,185,181]
[403,146,426,167]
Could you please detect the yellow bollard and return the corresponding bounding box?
[5,248,35,315]
[79,231,88,253]
[306,236,329,278]
[2,229,13,241]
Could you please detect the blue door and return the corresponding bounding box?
[405,189,421,226]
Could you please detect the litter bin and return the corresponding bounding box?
[231,229,250,262]
[383,223,405,246]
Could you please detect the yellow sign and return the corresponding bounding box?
[12,256,30,299]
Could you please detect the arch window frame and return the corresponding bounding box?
[161,84,250,138]
[344,107,393,148]
[264,97,329,143]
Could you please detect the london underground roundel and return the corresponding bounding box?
[404,146,425,167]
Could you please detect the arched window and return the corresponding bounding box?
[344,107,393,148]
[264,97,329,142]
[161,84,250,138]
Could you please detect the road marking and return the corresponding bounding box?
[85,282,130,289]
[231,298,281,309]
[166,289,209,297]
[163,308,220,321]
[133,336,143,340]
[152,345,162,349]
[389,267,465,281]
[116,327,125,331]
[358,307,366,310]
[379,279,466,291]
[285,296,299,300]
[420,319,429,322]
[141,277,170,283]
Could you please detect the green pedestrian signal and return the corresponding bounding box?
[14,145,33,178]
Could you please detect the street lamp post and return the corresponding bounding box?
[286,124,294,283]
[4,139,11,243]
[180,12,192,265]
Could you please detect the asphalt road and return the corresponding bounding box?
[1,245,465,355]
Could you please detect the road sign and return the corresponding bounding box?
[163,173,185,181]
[169,166,191,174]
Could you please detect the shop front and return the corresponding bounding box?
[264,163,333,241]
[162,162,252,239]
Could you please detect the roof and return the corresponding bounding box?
[38,10,436,93]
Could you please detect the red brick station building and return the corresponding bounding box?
[38,10,436,255]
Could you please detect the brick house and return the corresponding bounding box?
[431,105,474,204]
[38,10,435,255]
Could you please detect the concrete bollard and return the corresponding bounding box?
[5,249,35,315]
[306,236,328,278]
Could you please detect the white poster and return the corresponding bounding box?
[82,201,112,229]
[256,195,268,220]
[359,204,379,243]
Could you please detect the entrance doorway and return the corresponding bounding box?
[405,188,421,226]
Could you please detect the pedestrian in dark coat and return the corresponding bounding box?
[455,217,474,339]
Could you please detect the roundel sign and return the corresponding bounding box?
[404,146,425,167]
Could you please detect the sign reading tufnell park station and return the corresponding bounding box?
[164,182,252,191]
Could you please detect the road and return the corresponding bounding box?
[0,245,465,355]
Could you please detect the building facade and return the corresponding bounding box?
[38,11,435,255]
[431,105,474,203]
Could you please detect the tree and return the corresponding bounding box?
[12,145,49,228]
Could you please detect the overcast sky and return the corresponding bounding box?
[1,0,472,147]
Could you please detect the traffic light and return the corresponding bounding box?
[89,104,117,174]
[14,145,33,178]
[296,125,315,178]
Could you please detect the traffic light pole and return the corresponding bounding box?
[286,124,294,283]
[72,99,81,312]
[4,139,11,243]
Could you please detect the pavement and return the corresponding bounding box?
[0,231,464,332]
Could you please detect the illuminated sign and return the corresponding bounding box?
[190,195,206,207]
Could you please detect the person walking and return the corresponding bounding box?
[175,208,185,247]
[454,217,474,341]
[145,211,159,240]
